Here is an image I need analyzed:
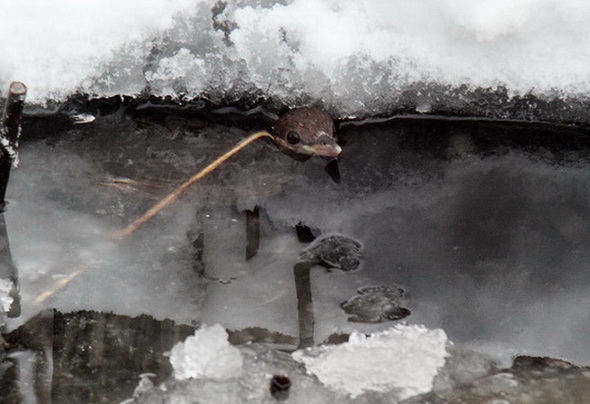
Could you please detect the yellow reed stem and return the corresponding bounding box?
[34,269,82,304]
[112,130,274,240]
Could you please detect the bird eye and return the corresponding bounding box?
[286,130,300,145]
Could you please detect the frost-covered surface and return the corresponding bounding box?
[293,325,448,399]
[3,0,590,120]
[170,324,243,381]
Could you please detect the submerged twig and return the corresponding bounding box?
[35,130,274,303]
[112,130,274,239]
[34,270,82,304]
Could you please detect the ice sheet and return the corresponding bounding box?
[5,114,590,368]
[170,324,243,381]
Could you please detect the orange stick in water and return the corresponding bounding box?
[35,131,274,304]
[112,130,274,240]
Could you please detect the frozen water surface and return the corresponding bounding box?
[1,109,590,402]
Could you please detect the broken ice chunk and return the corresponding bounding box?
[292,325,449,399]
[169,324,243,381]
[0,278,13,314]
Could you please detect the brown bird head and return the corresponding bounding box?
[272,107,341,161]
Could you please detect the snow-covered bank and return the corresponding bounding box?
[3,0,590,120]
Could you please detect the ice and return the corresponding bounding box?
[293,324,448,399]
[0,278,13,314]
[2,0,590,117]
[2,120,207,326]
[169,324,243,381]
[135,324,452,403]
[6,112,590,368]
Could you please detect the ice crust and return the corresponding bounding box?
[162,323,448,402]
[2,0,590,115]
[293,325,449,399]
[169,324,243,381]
[0,278,13,314]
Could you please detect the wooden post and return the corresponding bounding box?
[0,82,26,318]
[0,81,26,207]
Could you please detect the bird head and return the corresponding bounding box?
[272,108,341,161]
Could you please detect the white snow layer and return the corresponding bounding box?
[293,324,449,399]
[2,0,590,110]
[169,324,243,381]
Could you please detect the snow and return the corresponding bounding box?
[169,324,243,381]
[163,323,448,401]
[2,0,590,115]
[292,324,449,399]
[0,0,197,103]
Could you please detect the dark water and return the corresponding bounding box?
[2,105,590,402]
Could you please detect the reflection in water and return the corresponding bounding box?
[0,82,27,319]
[0,214,19,319]
[1,310,195,403]
[294,263,314,349]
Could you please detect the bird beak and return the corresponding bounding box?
[305,134,342,157]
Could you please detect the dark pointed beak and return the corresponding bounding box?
[306,134,342,157]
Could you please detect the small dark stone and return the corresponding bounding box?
[270,374,291,401]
